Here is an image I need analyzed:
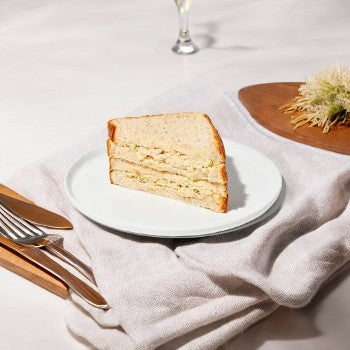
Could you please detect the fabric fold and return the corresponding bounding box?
[6,84,350,349]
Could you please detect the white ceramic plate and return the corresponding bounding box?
[65,139,282,238]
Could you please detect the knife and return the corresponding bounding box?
[0,183,34,203]
[0,186,95,283]
[0,189,73,229]
[0,233,109,309]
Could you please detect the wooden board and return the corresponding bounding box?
[0,184,69,299]
[0,243,69,299]
[238,82,350,155]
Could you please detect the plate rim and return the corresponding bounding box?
[64,138,283,238]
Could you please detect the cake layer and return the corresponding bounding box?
[109,159,227,212]
[107,139,227,184]
[108,113,226,163]
[109,159,227,197]
[110,170,227,213]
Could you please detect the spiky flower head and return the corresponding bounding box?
[281,66,350,133]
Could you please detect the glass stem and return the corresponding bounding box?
[177,7,191,43]
[172,1,198,54]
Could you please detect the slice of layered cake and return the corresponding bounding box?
[107,113,228,212]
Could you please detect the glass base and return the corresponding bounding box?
[172,39,199,55]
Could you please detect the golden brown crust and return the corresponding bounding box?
[219,165,228,184]
[108,163,113,184]
[218,196,228,213]
[107,119,118,141]
[202,114,226,163]
[202,114,228,204]
[107,138,115,183]
[106,138,114,157]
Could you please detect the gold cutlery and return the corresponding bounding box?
[0,233,108,309]
[0,202,95,283]
[0,186,73,229]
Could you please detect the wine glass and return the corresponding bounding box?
[172,0,199,55]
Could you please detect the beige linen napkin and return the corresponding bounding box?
[6,80,350,349]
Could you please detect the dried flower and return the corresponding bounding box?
[280,66,350,133]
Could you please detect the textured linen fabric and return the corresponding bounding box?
[2,0,350,348]
[5,75,350,349]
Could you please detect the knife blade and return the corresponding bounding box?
[0,183,34,203]
[0,234,109,309]
[0,191,73,229]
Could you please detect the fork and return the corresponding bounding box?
[0,203,95,283]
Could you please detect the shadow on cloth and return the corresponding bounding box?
[194,21,259,51]
[220,262,350,349]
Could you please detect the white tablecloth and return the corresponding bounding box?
[0,0,349,349]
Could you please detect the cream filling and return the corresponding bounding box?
[109,143,226,184]
[110,158,227,198]
[111,169,225,202]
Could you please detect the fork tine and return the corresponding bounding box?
[0,204,96,284]
[0,207,29,239]
[0,204,43,237]
[0,215,22,240]
[0,226,16,241]
[0,203,44,235]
